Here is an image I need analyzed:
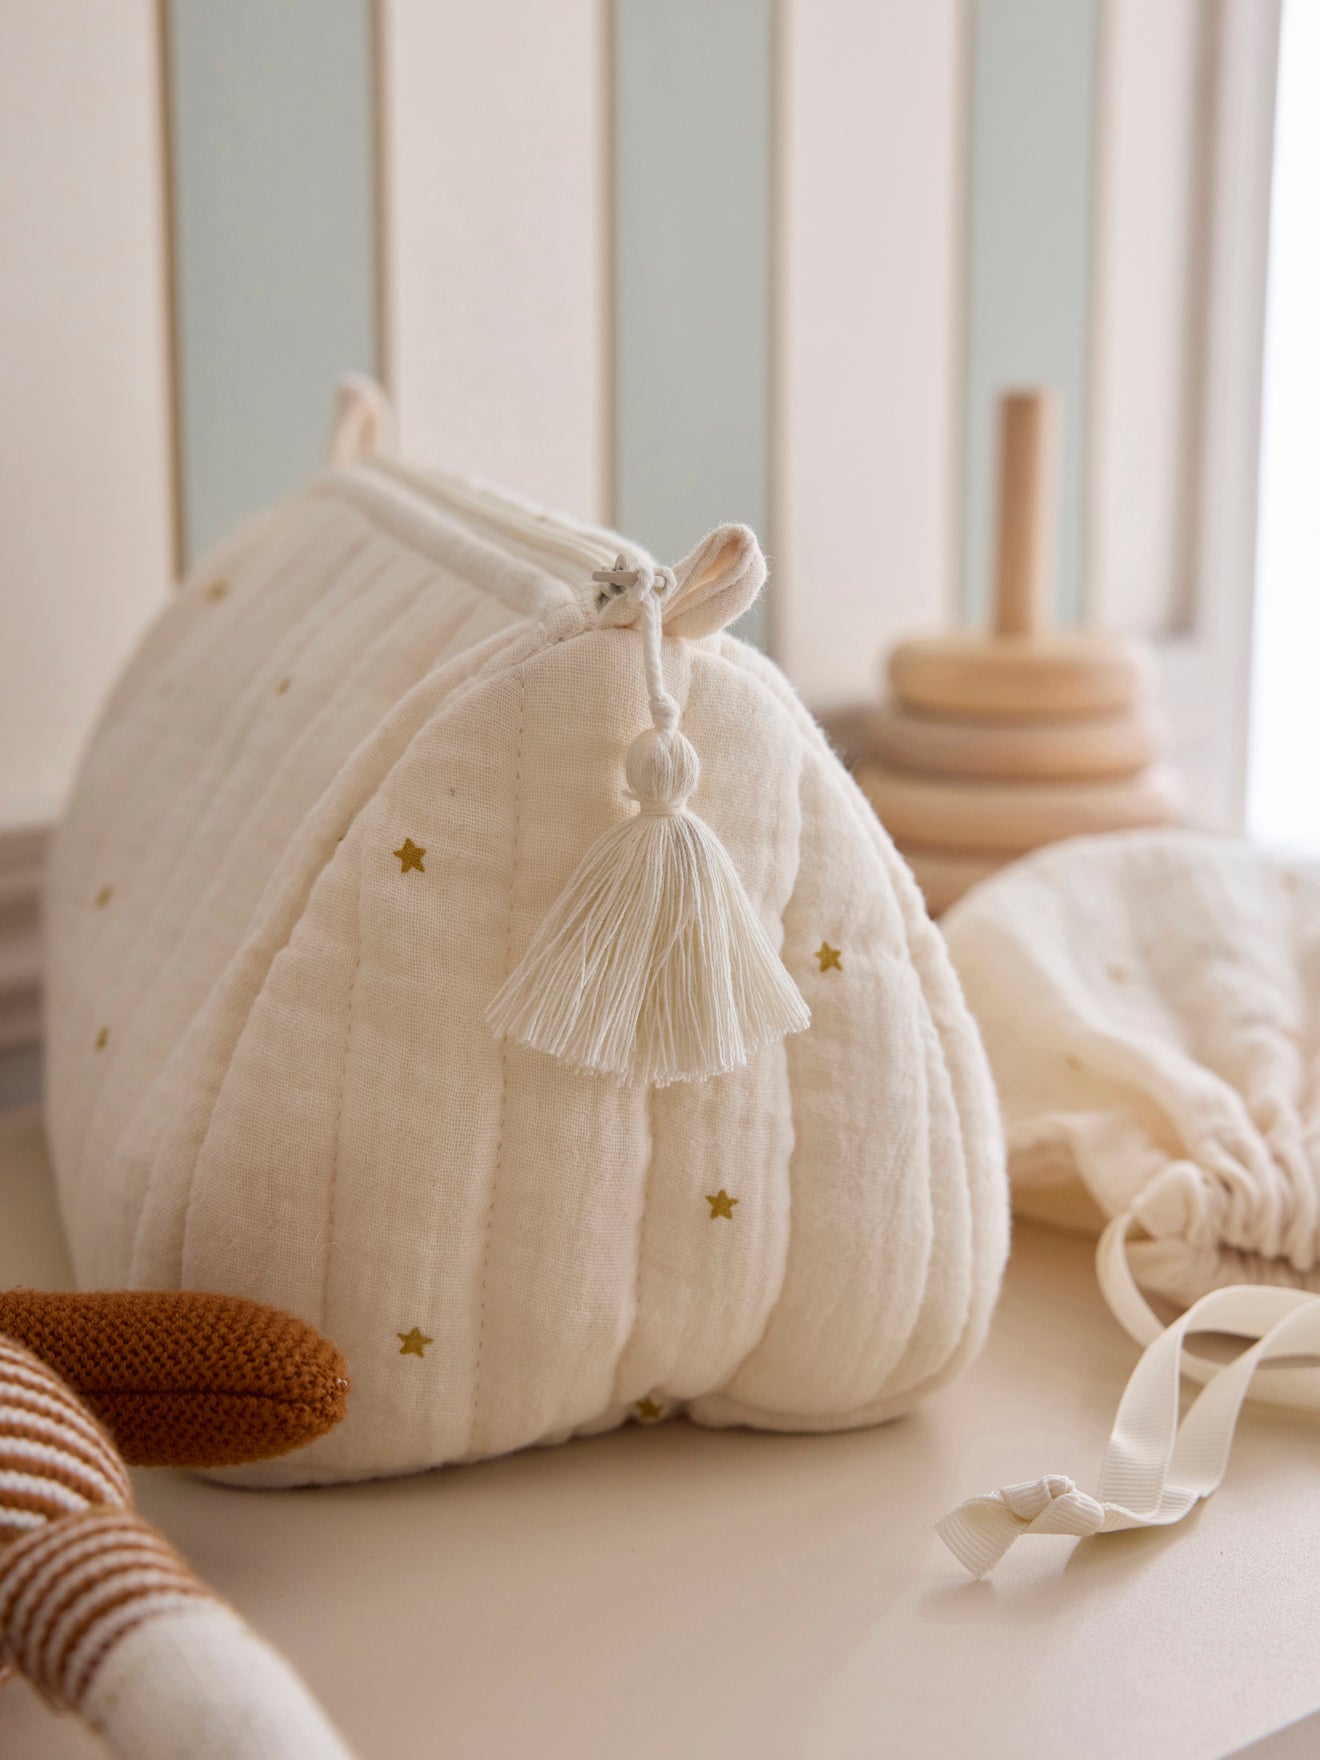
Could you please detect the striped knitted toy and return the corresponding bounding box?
[0,1331,354,1758]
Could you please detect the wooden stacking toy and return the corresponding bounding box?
[857,390,1178,914]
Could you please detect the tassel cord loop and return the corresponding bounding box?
[633,569,680,736]
[595,557,681,735]
[486,541,809,1085]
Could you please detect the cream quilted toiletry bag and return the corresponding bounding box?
[44,379,1008,1485]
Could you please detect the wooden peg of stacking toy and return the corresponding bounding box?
[857,389,1178,913]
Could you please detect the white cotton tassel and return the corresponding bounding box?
[487,561,809,1086]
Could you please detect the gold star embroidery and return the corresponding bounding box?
[94,884,113,909]
[393,838,426,874]
[706,1189,739,1220]
[204,578,229,603]
[94,1027,109,1052]
[816,941,842,973]
[635,1397,665,1423]
[397,1327,432,1358]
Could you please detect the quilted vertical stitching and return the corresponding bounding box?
[708,639,1007,1412]
[709,716,805,1391]
[169,609,587,1308]
[468,665,527,1458]
[609,1082,657,1408]
[321,834,364,1339]
[75,517,382,1274]
[154,553,455,1290]
[66,502,360,1208]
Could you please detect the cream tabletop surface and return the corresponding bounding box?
[1,1103,1318,1760]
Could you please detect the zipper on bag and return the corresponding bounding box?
[366,454,646,601]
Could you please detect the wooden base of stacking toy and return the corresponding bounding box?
[857,762,1179,854]
[865,701,1161,781]
[897,846,1004,919]
[853,391,1178,913]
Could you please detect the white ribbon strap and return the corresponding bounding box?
[937,1476,1106,1580]
[938,1279,1320,1578]
[1097,1209,1320,1409]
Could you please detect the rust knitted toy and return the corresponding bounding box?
[0,1288,349,1468]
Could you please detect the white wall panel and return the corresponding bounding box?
[1090,0,1279,829]
[1162,0,1278,829]
[774,0,965,707]
[1089,0,1207,636]
[1249,0,1320,852]
[381,0,608,522]
[0,0,174,829]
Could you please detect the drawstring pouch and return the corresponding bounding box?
[938,830,1320,1574]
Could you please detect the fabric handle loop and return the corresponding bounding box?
[327,373,396,468]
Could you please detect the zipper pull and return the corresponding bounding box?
[590,557,640,596]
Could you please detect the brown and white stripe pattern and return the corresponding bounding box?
[0,1334,132,1542]
[0,1335,208,1707]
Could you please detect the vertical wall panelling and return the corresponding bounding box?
[380,0,608,523]
[961,0,1097,627]
[166,0,378,563]
[0,1,174,828]
[1249,0,1320,851]
[1161,0,1279,828]
[1088,0,1213,638]
[613,0,773,648]
[1089,0,1279,829]
[775,0,966,706]
[369,0,393,402]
